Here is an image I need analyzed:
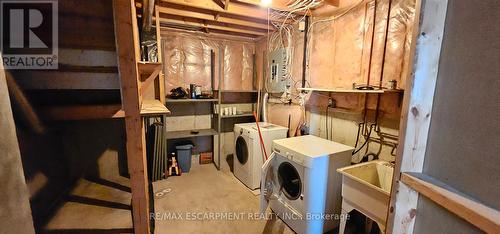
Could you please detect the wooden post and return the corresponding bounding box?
[113,0,150,233]
[155,8,165,104]
[385,0,449,233]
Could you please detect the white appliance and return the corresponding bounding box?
[260,135,354,234]
[234,122,288,190]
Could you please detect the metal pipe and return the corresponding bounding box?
[301,16,309,88]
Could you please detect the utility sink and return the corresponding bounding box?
[337,160,394,232]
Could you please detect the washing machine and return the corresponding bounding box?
[234,122,288,190]
[260,135,354,234]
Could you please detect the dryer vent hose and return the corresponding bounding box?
[262,92,269,123]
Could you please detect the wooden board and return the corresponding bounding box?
[140,99,171,116]
[113,0,150,233]
[401,173,500,233]
[386,0,448,233]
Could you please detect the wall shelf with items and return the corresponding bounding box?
[166,98,219,103]
[297,87,405,94]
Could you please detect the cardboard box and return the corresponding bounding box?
[199,152,212,164]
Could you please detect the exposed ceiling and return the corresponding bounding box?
[136,0,341,39]
[137,0,275,39]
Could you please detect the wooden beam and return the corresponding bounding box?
[5,71,45,134]
[140,66,162,93]
[157,6,271,30]
[40,105,125,121]
[401,173,500,233]
[157,17,266,36]
[386,0,449,233]
[113,0,150,233]
[158,0,268,20]
[142,0,155,31]
[212,0,226,9]
[155,9,165,104]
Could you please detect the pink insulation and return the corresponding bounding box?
[381,0,416,89]
[161,30,256,93]
[308,0,415,89]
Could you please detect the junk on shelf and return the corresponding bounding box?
[168,84,214,100]
[168,87,188,99]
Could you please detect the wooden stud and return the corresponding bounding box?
[113,0,150,233]
[155,8,165,104]
[386,0,449,233]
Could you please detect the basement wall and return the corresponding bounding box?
[260,0,415,162]
[161,30,258,169]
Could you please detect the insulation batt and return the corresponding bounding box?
[308,0,415,89]
[161,31,255,92]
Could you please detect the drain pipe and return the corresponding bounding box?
[262,92,269,122]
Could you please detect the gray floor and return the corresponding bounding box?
[44,176,133,233]
[152,163,294,234]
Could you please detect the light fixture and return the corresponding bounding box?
[261,0,272,7]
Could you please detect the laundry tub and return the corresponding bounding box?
[337,160,394,233]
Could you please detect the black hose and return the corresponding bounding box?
[353,122,364,149]
[352,123,374,155]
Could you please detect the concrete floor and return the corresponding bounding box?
[43,176,133,233]
[41,160,364,233]
[152,163,295,234]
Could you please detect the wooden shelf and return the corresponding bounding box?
[140,99,170,116]
[165,128,218,139]
[220,112,254,118]
[384,89,405,93]
[215,90,258,93]
[166,98,218,103]
[298,87,384,93]
[137,62,162,75]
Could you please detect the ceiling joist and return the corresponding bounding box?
[158,0,268,22]
[156,16,266,37]
[157,6,272,31]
